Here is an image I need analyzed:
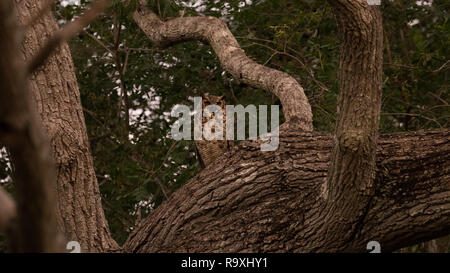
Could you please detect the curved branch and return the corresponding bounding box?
[132,2,313,130]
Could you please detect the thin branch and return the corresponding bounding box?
[122,49,130,75]
[129,141,179,201]
[433,59,450,73]
[428,92,449,106]
[243,41,329,92]
[118,47,154,52]
[27,0,111,74]
[83,30,115,55]
[382,112,443,129]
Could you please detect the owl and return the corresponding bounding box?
[194,94,233,168]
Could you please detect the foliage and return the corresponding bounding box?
[380,0,449,132]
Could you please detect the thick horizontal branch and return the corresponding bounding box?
[353,131,450,252]
[124,128,450,253]
[133,3,313,130]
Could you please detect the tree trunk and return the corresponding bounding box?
[321,1,383,251]
[0,0,60,252]
[14,0,118,252]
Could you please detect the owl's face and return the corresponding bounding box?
[201,94,226,136]
[202,94,225,108]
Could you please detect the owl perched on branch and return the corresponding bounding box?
[194,94,233,169]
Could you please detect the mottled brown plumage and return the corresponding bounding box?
[195,94,233,168]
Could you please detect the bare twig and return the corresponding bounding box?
[382,112,443,129]
[118,47,154,52]
[83,30,115,55]
[243,41,330,92]
[130,141,179,201]
[27,0,111,74]
[428,92,449,106]
[433,59,450,73]
[122,49,130,75]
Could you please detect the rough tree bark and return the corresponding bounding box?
[14,0,118,252]
[321,0,383,250]
[124,129,449,252]
[0,0,60,252]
